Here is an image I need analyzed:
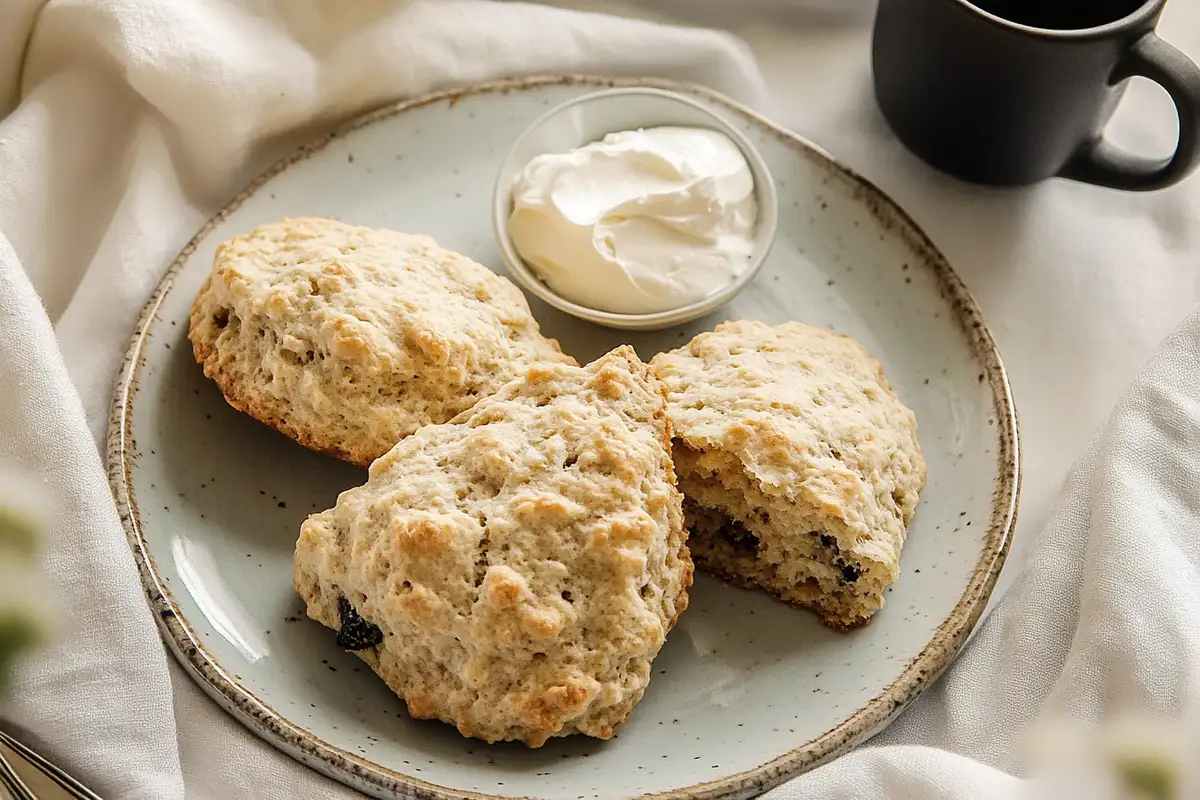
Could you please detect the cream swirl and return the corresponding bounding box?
[508,126,758,315]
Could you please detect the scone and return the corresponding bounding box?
[293,347,691,746]
[651,320,925,629]
[188,218,575,466]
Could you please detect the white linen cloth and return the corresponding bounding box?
[1,1,1199,798]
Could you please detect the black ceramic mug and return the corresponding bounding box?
[872,0,1200,189]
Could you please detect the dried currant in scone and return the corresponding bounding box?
[335,597,383,651]
[651,320,926,630]
[720,519,760,555]
[293,347,689,746]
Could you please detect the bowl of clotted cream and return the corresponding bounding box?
[492,87,778,331]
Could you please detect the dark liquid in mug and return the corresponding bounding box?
[970,0,1146,30]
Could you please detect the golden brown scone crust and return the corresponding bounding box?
[650,320,925,629]
[294,347,691,746]
[188,217,575,466]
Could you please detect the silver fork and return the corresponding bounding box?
[0,748,36,800]
[0,731,101,800]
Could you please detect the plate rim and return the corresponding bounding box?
[105,73,1020,800]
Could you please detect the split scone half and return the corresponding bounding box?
[294,347,692,746]
[651,320,926,629]
[189,217,575,466]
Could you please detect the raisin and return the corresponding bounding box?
[335,597,383,650]
[720,519,759,555]
[819,534,837,549]
[840,563,862,583]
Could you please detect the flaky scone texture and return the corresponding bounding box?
[188,218,575,466]
[651,320,926,629]
[294,347,691,746]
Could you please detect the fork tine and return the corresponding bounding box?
[0,731,101,800]
[0,750,38,800]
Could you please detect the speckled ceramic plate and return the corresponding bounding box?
[107,76,1018,800]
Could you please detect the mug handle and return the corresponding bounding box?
[1060,32,1200,191]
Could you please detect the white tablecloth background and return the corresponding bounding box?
[2,1,1199,797]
